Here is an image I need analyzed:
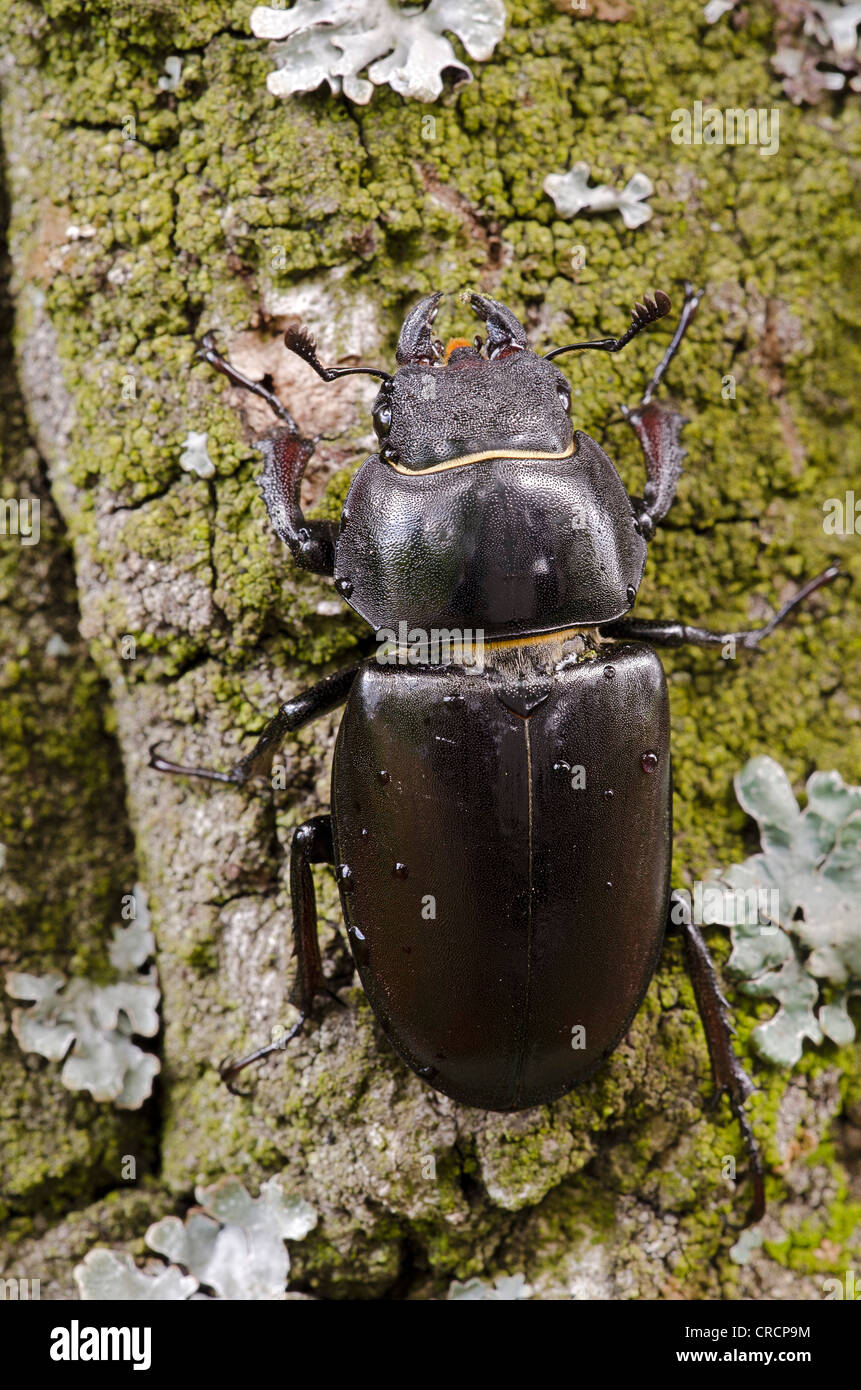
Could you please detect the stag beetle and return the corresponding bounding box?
[152,284,841,1224]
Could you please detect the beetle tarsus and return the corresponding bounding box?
[727,1091,767,1228]
[219,1013,307,1092]
[737,564,845,649]
[148,741,245,784]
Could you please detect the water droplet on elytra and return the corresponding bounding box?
[641,750,659,773]
[392,862,408,879]
[335,577,353,598]
[604,789,614,799]
[603,665,616,680]
[377,770,390,785]
[337,864,354,891]
[350,925,365,941]
[626,585,636,604]
[554,760,571,774]
[605,881,613,890]
[360,827,369,839]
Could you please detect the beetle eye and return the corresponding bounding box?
[373,400,392,439]
[557,384,571,413]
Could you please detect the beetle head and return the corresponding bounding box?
[372,293,573,471]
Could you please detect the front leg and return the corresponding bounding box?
[668,891,765,1226]
[198,333,337,575]
[599,565,842,650]
[622,281,704,537]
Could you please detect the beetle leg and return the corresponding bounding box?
[621,282,704,535]
[669,890,766,1226]
[255,427,338,575]
[149,662,361,785]
[220,815,341,1090]
[598,565,844,649]
[196,332,338,575]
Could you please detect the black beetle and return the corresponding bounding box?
[152,284,841,1224]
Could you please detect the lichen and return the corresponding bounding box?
[74,1175,317,1300]
[251,0,507,105]
[543,162,654,228]
[6,893,160,1108]
[699,757,861,1067]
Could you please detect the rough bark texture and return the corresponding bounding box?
[1,0,859,1299]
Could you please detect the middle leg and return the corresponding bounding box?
[149,660,361,785]
[220,814,341,1089]
[599,565,842,651]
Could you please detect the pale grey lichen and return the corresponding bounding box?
[250,0,507,105]
[6,885,160,1107]
[543,162,654,229]
[806,1,861,56]
[178,429,215,479]
[45,632,72,657]
[157,56,183,92]
[773,0,861,103]
[701,757,861,1068]
[448,1273,532,1300]
[73,1251,198,1300]
[74,1177,317,1300]
[729,1225,766,1266]
[706,0,861,103]
[703,0,738,22]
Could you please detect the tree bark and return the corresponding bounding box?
[1,0,859,1298]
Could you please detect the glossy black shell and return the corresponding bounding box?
[331,641,671,1111]
[335,432,647,638]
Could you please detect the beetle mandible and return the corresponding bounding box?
[152,284,841,1224]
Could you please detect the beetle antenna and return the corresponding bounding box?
[544,290,672,361]
[285,323,393,384]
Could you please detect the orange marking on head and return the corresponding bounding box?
[444,337,472,362]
